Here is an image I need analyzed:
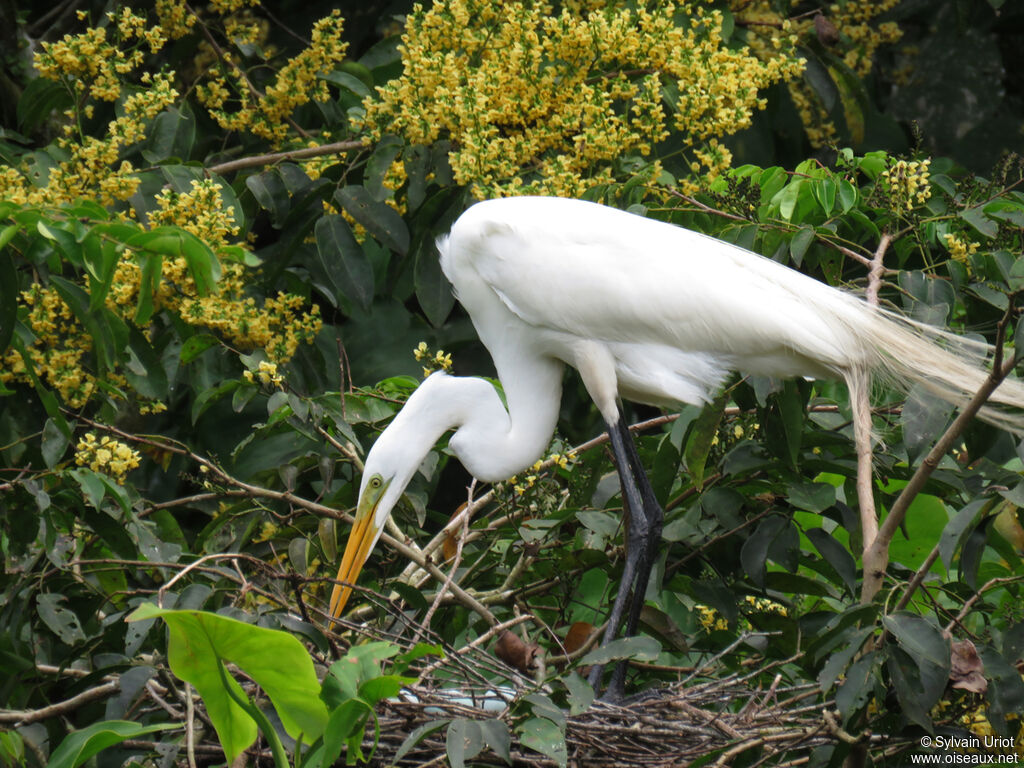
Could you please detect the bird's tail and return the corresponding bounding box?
[850,305,1024,434]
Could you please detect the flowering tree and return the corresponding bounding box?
[1,0,1023,765]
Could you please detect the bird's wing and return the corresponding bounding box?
[445,197,867,379]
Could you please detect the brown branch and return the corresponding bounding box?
[412,483,475,644]
[208,140,364,176]
[1,681,120,725]
[854,232,891,604]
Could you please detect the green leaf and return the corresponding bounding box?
[766,380,804,468]
[789,226,814,266]
[579,635,660,666]
[414,239,455,327]
[192,379,240,423]
[181,333,221,364]
[812,179,837,217]
[959,206,998,239]
[37,593,87,645]
[806,528,857,595]
[127,604,328,762]
[404,144,430,211]
[314,215,375,312]
[133,250,163,325]
[740,515,788,589]
[365,135,404,201]
[41,417,70,469]
[887,647,936,731]
[393,720,448,764]
[562,671,595,716]
[320,698,372,767]
[519,717,567,768]
[50,275,119,373]
[17,76,74,133]
[246,169,291,227]
[881,613,950,673]
[142,106,196,163]
[128,228,220,296]
[477,719,512,765]
[981,647,1024,733]
[684,390,727,488]
[818,627,874,691]
[902,386,954,465]
[320,70,372,98]
[777,178,804,222]
[125,327,169,400]
[788,482,835,513]
[0,230,19,354]
[838,179,858,213]
[336,185,410,254]
[940,499,987,572]
[835,651,877,721]
[446,719,483,768]
[46,721,176,768]
[959,516,992,589]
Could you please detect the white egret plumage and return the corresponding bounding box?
[328,196,1024,695]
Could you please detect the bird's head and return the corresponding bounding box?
[326,425,417,622]
[326,373,460,623]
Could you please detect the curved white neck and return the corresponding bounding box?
[386,356,564,484]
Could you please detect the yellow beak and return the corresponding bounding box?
[328,480,387,623]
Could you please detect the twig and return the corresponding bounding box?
[412,483,476,643]
[208,140,364,176]
[855,231,891,580]
[943,575,1024,634]
[185,682,198,768]
[892,540,942,612]
[1,681,120,725]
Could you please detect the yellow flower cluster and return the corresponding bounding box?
[244,360,285,387]
[148,179,323,361]
[4,10,179,208]
[413,341,454,378]
[881,158,931,212]
[508,450,577,495]
[696,604,729,631]
[34,8,166,103]
[197,11,348,144]
[943,233,980,264]
[733,0,902,147]
[364,0,803,197]
[743,594,788,616]
[1,285,99,407]
[74,432,142,483]
[154,0,196,39]
[152,179,241,246]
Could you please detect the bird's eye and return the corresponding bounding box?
[369,476,382,489]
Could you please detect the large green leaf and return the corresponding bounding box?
[46,721,176,768]
[128,227,220,296]
[335,185,410,254]
[127,604,328,762]
[881,613,950,673]
[519,717,567,768]
[413,238,455,327]
[314,214,375,311]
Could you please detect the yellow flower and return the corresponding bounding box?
[74,433,141,483]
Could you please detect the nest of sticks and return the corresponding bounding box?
[326,619,896,768]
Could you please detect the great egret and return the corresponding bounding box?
[328,195,1024,693]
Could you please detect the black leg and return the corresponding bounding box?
[587,410,664,699]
